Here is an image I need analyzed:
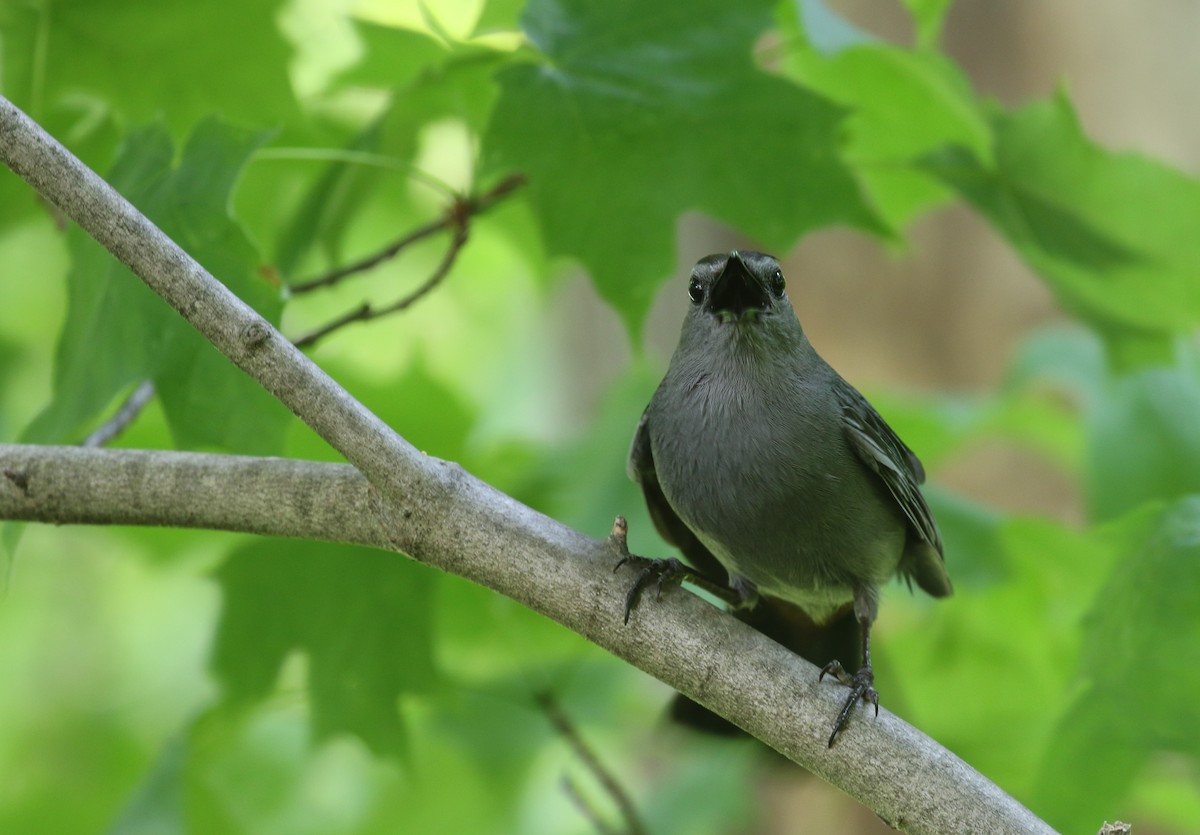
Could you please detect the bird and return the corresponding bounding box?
[618,250,952,746]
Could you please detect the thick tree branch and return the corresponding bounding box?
[0,96,1056,834]
[0,444,1050,833]
[1,445,384,546]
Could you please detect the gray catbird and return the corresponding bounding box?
[619,250,952,746]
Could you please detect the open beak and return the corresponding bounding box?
[709,251,770,319]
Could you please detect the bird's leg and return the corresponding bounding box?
[819,589,880,747]
[608,516,744,623]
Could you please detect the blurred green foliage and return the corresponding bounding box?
[2,0,1199,833]
[486,0,881,334]
[22,121,289,452]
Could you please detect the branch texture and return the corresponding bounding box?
[0,96,1055,834]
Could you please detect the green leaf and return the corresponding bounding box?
[901,0,956,49]
[1034,498,1200,828]
[1003,324,1106,409]
[108,734,187,835]
[923,487,1006,587]
[784,41,989,230]
[1087,357,1200,522]
[922,95,1200,345]
[270,115,403,278]
[0,0,297,138]
[473,0,526,35]
[211,540,438,760]
[22,127,175,445]
[334,20,448,91]
[885,514,1117,799]
[22,118,290,453]
[483,0,882,333]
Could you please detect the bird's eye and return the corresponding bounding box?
[768,269,785,298]
[688,278,704,304]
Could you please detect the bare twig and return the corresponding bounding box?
[291,221,470,349]
[288,217,446,295]
[73,188,486,442]
[82,379,156,447]
[537,691,647,835]
[561,776,621,835]
[66,171,497,442]
[288,173,525,295]
[59,172,522,442]
[287,173,524,348]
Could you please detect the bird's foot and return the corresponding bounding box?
[609,515,743,620]
[613,553,693,625]
[819,660,879,747]
[609,516,694,623]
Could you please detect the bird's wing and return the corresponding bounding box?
[626,408,654,484]
[832,377,943,556]
[628,409,730,580]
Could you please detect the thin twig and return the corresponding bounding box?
[291,221,470,349]
[561,775,621,835]
[288,173,525,295]
[536,691,647,835]
[82,379,156,447]
[288,217,448,295]
[75,216,462,442]
[76,173,524,441]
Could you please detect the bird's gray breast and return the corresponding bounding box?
[646,359,905,618]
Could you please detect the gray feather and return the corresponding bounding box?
[832,377,942,554]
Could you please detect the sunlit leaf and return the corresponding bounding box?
[923,95,1200,346]
[901,0,956,48]
[1088,357,1200,521]
[1034,498,1200,828]
[783,36,989,230]
[473,0,526,34]
[0,0,297,137]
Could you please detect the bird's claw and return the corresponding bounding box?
[613,553,691,624]
[819,660,879,747]
[609,515,739,621]
[609,515,691,622]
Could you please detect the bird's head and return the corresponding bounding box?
[688,250,786,322]
[678,251,805,356]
